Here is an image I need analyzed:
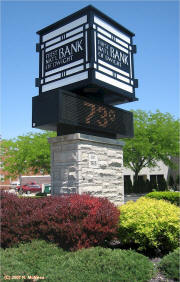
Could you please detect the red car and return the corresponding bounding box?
[17,182,42,194]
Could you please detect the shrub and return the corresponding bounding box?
[149,177,158,191]
[0,240,66,280]
[168,175,174,187]
[133,178,147,194]
[132,177,156,194]
[118,197,180,255]
[175,175,179,187]
[157,176,167,191]
[158,248,180,281]
[1,192,38,248]
[35,192,47,197]
[145,179,151,192]
[1,191,119,250]
[61,247,155,282]
[1,240,155,282]
[145,191,180,206]
[124,176,133,194]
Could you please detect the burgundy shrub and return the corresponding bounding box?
[1,192,43,248]
[1,192,120,250]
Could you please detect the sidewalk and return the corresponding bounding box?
[124,193,147,203]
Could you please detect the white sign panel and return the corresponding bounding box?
[89,153,99,168]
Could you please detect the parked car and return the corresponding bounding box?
[11,181,20,188]
[16,182,42,194]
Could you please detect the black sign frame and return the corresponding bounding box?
[36,5,138,105]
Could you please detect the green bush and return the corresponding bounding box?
[168,175,175,187]
[149,177,158,191]
[157,176,167,191]
[133,178,147,193]
[0,240,155,282]
[35,192,47,197]
[175,175,179,187]
[145,191,180,206]
[60,247,155,282]
[0,240,66,280]
[124,176,133,194]
[118,197,180,255]
[145,179,151,192]
[158,248,180,281]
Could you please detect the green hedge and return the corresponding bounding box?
[118,197,180,255]
[158,248,180,281]
[145,191,180,206]
[1,240,155,282]
[35,192,47,197]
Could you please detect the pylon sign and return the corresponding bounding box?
[33,5,138,138]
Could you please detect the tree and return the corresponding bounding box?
[123,110,179,182]
[1,131,56,181]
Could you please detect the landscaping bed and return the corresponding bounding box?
[1,191,179,281]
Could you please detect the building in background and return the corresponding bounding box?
[124,157,179,188]
[124,160,169,185]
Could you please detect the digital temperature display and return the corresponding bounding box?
[62,93,133,137]
[83,102,116,127]
[32,90,133,139]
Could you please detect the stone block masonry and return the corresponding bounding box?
[48,133,124,205]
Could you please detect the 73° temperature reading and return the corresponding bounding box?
[84,102,116,128]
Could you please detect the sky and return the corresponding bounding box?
[1,0,179,140]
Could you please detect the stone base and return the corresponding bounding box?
[48,133,124,206]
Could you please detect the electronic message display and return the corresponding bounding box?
[36,5,138,105]
[32,90,133,139]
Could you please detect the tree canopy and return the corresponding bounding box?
[1,131,56,180]
[123,110,179,181]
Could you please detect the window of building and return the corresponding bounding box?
[150,174,164,183]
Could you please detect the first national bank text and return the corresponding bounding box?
[45,39,84,71]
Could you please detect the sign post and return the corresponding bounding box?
[32,5,138,204]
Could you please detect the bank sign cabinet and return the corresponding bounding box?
[32,5,138,139]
